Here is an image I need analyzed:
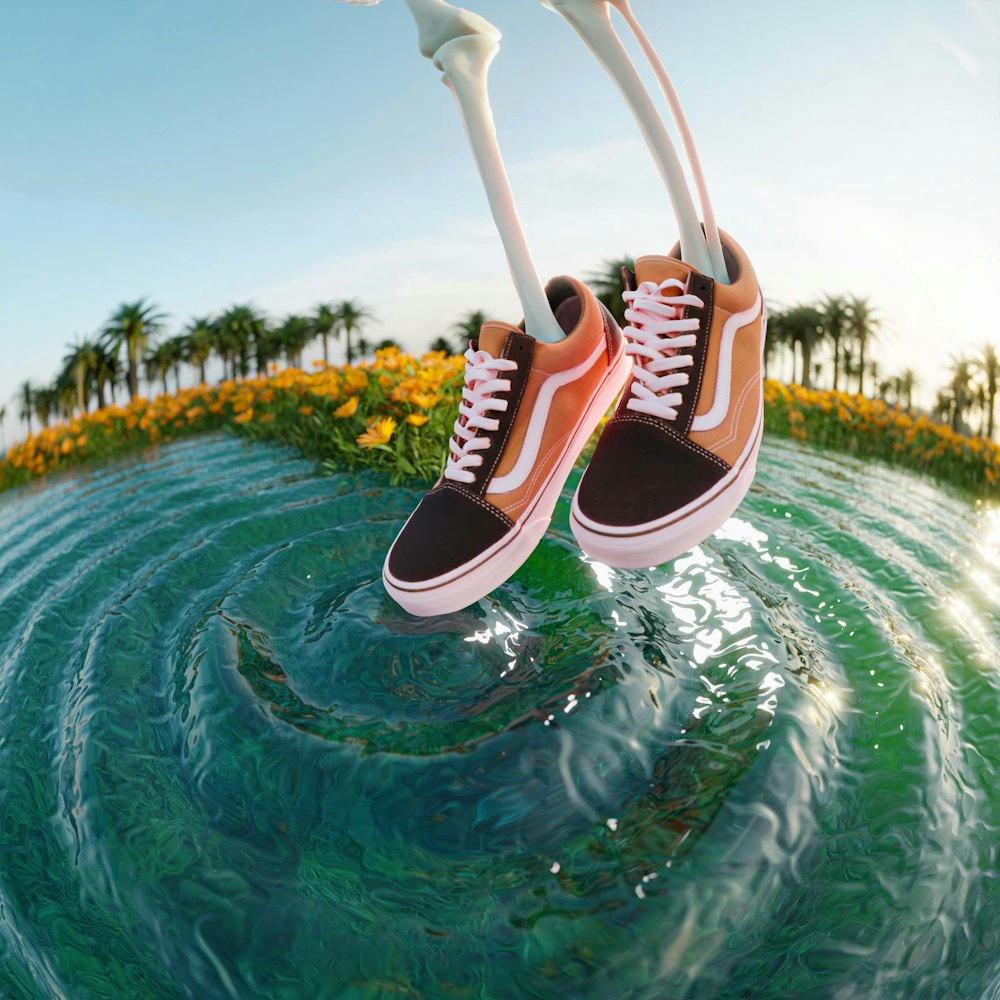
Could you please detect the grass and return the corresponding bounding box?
[1,348,997,499]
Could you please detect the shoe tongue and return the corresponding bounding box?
[477,321,520,358]
[634,254,697,288]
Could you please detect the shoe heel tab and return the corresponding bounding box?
[598,299,624,363]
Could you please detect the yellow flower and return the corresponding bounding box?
[357,417,397,450]
[406,413,430,427]
[298,405,315,416]
[334,397,359,419]
[234,409,254,424]
[410,391,439,410]
[60,438,74,455]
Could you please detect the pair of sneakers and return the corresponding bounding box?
[383,230,765,617]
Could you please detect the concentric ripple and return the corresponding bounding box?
[0,433,998,999]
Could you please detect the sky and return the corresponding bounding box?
[1,0,998,443]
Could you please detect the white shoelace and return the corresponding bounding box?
[623,278,704,422]
[444,346,519,485]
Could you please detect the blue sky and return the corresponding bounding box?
[1,0,998,441]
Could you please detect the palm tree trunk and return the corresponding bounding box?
[322,334,329,365]
[128,340,139,400]
[988,389,996,440]
[832,336,840,391]
[801,343,813,389]
[76,366,86,416]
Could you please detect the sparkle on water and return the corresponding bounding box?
[0,434,998,999]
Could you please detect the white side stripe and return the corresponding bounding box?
[488,338,608,496]
[690,292,762,433]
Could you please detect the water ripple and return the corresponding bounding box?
[0,433,997,999]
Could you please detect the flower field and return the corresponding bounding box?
[1,349,997,499]
[764,381,1000,496]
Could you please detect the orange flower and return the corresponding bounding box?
[234,409,254,424]
[357,417,397,450]
[406,413,429,427]
[334,397,359,419]
[410,391,439,410]
[298,405,315,416]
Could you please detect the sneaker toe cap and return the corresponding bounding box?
[577,419,729,527]
[385,484,514,585]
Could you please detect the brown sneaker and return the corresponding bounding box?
[383,277,632,616]
[571,231,765,569]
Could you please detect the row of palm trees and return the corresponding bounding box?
[9,298,380,436]
[4,270,998,446]
[765,296,997,438]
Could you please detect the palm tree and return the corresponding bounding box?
[451,310,488,353]
[881,370,917,410]
[93,343,120,409]
[276,315,313,369]
[949,356,973,432]
[846,296,881,396]
[429,336,456,354]
[0,405,6,452]
[588,256,635,326]
[17,382,34,435]
[971,381,989,437]
[313,303,340,365]
[183,317,215,385]
[783,305,825,388]
[52,374,75,421]
[376,338,401,351]
[336,299,373,365]
[820,294,850,391]
[763,306,794,382]
[254,322,282,376]
[899,368,920,410]
[102,299,166,401]
[932,388,953,425]
[62,337,100,415]
[217,305,266,379]
[145,344,173,396]
[868,360,881,398]
[35,386,59,428]
[974,342,998,440]
[159,335,187,392]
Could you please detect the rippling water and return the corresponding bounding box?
[0,433,998,999]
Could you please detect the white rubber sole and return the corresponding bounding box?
[383,346,633,617]
[569,406,763,570]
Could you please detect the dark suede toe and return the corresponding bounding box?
[577,419,729,527]
[387,484,514,583]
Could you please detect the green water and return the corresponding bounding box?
[0,433,997,999]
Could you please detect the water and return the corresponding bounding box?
[0,433,998,1000]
